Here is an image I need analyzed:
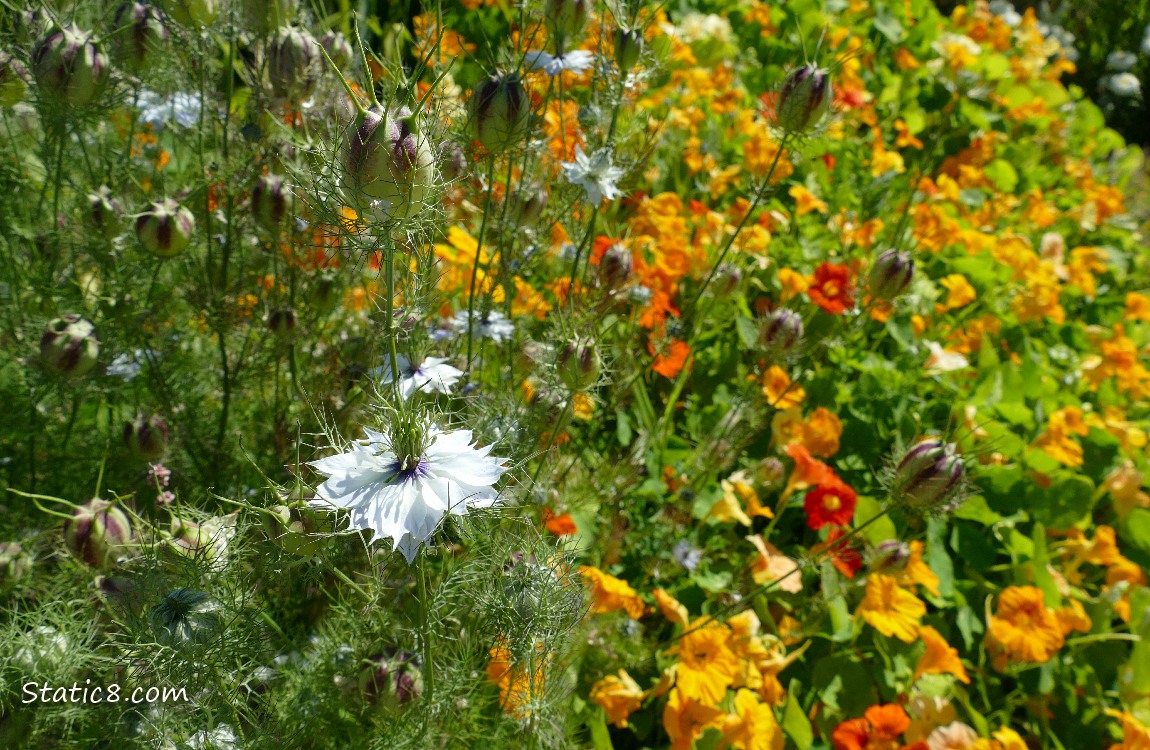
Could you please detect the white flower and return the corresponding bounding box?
[924,341,969,374]
[106,348,157,380]
[375,355,464,399]
[1107,72,1142,98]
[562,146,625,205]
[1107,50,1138,72]
[524,49,596,76]
[309,426,508,562]
[185,724,240,750]
[137,90,202,131]
[450,310,515,343]
[1142,28,1150,55]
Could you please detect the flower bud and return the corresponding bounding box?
[113,3,168,74]
[598,243,633,289]
[0,51,30,107]
[716,263,742,294]
[614,28,643,72]
[868,249,914,300]
[345,105,436,219]
[360,652,421,707]
[320,30,353,70]
[0,542,32,588]
[544,0,590,49]
[251,174,291,230]
[136,199,195,257]
[758,308,803,355]
[40,315,100,378]
[31,25,110,108]
[160,0,220,28]
[267,307,297,337]
[438,140,467,182]
[892,439,966,513]
[267,26,319,101]
[64,499,132,569]
[776,64,832,135]
[557,338,601,391]
[123,414,170,462]
[867,539,911,573]
[150,588,223,648]
[86,186,123,241]
[511,183,548,227]
[470,72,531,153]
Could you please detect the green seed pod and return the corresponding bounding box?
[31,25,110,108]
[160,0,220,28]
[557,338,601,392]
[776,64,832,135]
[86,185,123,241]
[511,183,548,227]
[150,588,223,648]
[320,30,353,70]
[40,315,100,378]
[868,249,915,300]
[470,72,531,153]
[136,199,195,257]
[251,173,291,230]
[758,308,803,356]
[63,499,132,569]
[123,414,170,462]
[614,28,643,72]
[266,307,297,338]
[0,51,30,107]
[113,2,168,74]
[267,26,319,101]
[544,0,590,50]
[345,105,437,220]
[892,439,966,514]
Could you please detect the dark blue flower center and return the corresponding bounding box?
[391,456,430,481]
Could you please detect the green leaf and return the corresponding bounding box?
[926,517,956,598]
[855,495,897,545]
[615,410,632,447]
[1121,509,1150,556]
[873,8,905,42]
[783,683,814,749]
[984,158,1019,193]
[1030,522,1061,607]
[736,316,759,349]
[588,707,614,750]
[1031,473,1094,530]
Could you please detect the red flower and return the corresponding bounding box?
[819,526,864,578]
[807,261,856,315]
[545,513,578,536]
[803,478,857,530]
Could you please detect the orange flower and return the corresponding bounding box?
[801,407,843,457]
[664,687,725,750]
[832,704,912,750]
[913,626,970,684]
[789,185,829,216]
[747,535,803,593]
[722,688,785,750]
[857,574,926,642]
[778,267,809,301]
[654,588,690,626]
[590,669,645,728]
[650,335,691,378]
[985,586,1064,670]
[487,641,549,718]
[781,443,834,500]
[803,478,857,530]
[815,526,864,578]
[667,620,742,704]
[544,512,578,536]
[580,566,647,619]
[807,262,856,315]
[761,365,805,408]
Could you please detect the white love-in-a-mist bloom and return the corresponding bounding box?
[1107,72,1142,98]
[562,146,625,205]
[450,310,515,343]
[524,49,596,76]
[375,355,464,399]
[309,425,508,562]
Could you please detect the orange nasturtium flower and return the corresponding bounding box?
[985,585,1064,671]
[579,566,647,619]
[856,573,926,642]
[590,669,645,728]
[832,703,912,750]
[913,625,970,684]
[721,688,785,750]
[487,640,549,718]
[807,261,856,315]
[667,620,742,704]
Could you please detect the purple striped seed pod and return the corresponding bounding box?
[31,25,110,107]
[557,339,601,392]
[87,186,123,240]
[64,499,131,569]
[136,199,195,257]
[615,28,643,72]
[0,51,30,107]
[124,414,170,462]
[113,3,168,74]
[345,105,436,219]
[267,26,319,101]
[598,243,633,290]
[40,315,100,378]
[868,249,915,300]
[868,539,911,573]
[319,30,353,70]
[759,308,803,355]
[470,72,531,153]
[266,307,297,338]
[251,174,290,230]
[776,64,832,135]
[360,652,421,707]
[893,439,966,513]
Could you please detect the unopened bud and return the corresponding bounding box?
[759,308,803,355]
[113,3,168,74]
[123,414,170,461]
[470,72,531,153]
[757,457,785,487]
[557,339,601,391]
[614,28,643,72]
[64,499,132,569]
[251,174,291,230]
[267,307,297,337]
[40,315,99,378]
[345,105,436,219]
[31,26,110,107]
[136,199,195,257]
[320,30,353,70]
[150,588,223,648]
[776,64,832,135]
[438,141,467,182]
[868,249,914,300]
[268,26,319,100]
[0,51,30,107]
[892,439,966,513]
